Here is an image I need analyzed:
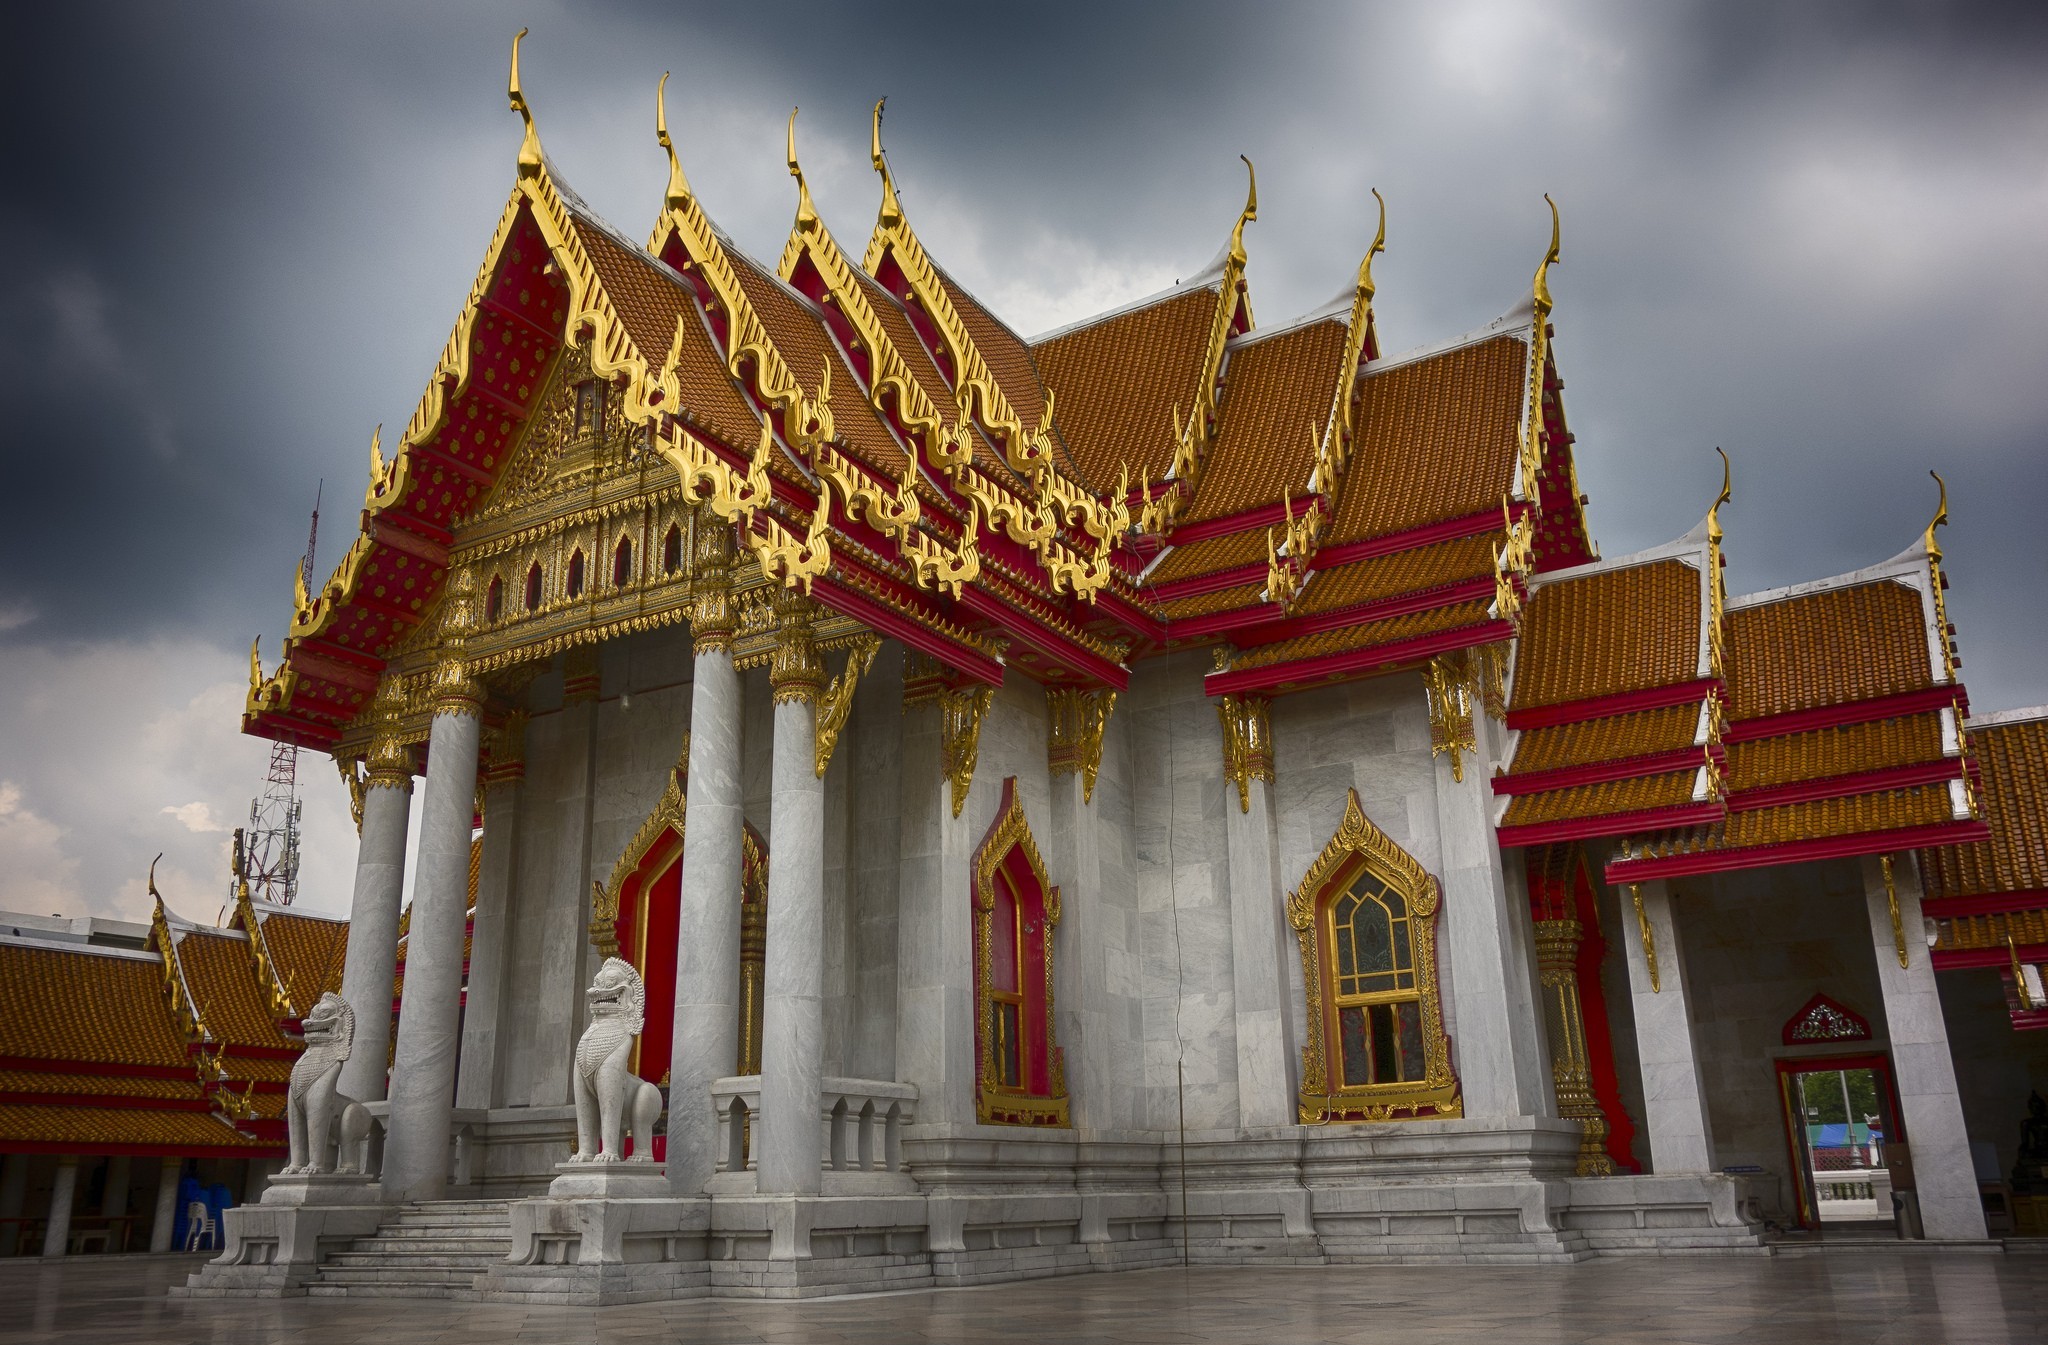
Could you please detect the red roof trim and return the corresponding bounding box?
[1168,497,1309,546]
[1934,943,2048,972]
[1506,681,1718,733]
[1497,801,1724,850]
[1312,504,1528,572]
[1493,747,1713,797]
[956,588,1129,690]
[1727,759,1962,813]
[1723,685,1963,744]
[1205,618,1514,697]
[1921,889,2048,919]
[1604,819,1992,884]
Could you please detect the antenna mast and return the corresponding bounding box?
[234,485,320,908]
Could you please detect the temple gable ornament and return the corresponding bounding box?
[572,958,664,1163]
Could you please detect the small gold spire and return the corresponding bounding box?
[787,106,818,231]
[1358,188,1386,304]
[1229,155,1258,267]
[871,97,902,229]
[1925,469,1949,558]
[508,28,542,179]
[1707,446,1732,540]
[248,637,261,692]
[1532,193,1561,318]
[656,72,691,213]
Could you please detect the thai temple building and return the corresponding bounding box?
[7,35,2048,1299]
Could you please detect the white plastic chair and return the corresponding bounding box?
[183,1200,216,1252]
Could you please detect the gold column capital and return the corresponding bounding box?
[690,509,738,655]
[431,570,484,717]
[769,587,824,705]
[363,676,417,791]
[561,644,601,707]
[1047,687,1117,803]
[940,684,994,818]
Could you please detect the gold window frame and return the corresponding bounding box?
[1290,788,1461,1123]
[972,778,1069,1127]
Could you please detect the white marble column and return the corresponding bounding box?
[381,580,486,1204]
[758,592,826,1196]
[1226,770,1298,1129]
[457,714,525,1111]
[667,532,745,1196]
[1430,704,1551,1120]
[41,1156,77,1257]
[1618,879,1716,1173]
[149,1155,179,1253]
[896,686,981,1136]
[1862,853,1988,1239]
[336,700,414,1105]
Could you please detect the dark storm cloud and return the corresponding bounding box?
[2,1,2043,704]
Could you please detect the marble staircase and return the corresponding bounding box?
[305,1200,512,1300]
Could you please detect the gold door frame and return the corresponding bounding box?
[1290,788,1461,1123]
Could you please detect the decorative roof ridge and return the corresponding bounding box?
[1028,276,1223,347]
[0,932,162,964]
[1965,704,2048,730]
[1724,554,1927,612]
[1361,300,1535,378]
[1225,300,1348,351]
[1522,517,1711,594]
[243,896,346,926]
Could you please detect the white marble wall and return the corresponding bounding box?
[1939,966,2048,1181]
[1619,879,1716,1174]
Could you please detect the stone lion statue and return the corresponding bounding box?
[571,957,663,1163]
[281,992,372,1175]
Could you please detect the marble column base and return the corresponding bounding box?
[176,1194,391,1298]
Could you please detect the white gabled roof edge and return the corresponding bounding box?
[1029,275,1224,346]
[1967,704,2048,730]
[1725,528,1951,690]
[1362,291,1538,379]
[0,931,162,963]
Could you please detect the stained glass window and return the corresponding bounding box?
[1327,871,1424,1086]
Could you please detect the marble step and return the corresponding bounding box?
[310,1266,489,1287]
[325,1254,507,1271]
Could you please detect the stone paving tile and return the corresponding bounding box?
[3,1251,2046,1344]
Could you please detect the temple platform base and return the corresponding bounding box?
[175,1173,390,1298]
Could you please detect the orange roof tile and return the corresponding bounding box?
[848,270,1018,487]
[1229,598,1493,671]
[1501,769,1699,827]
[0,1070,201,1100]
[1295,534,1497,616]
[252,910,348,1017]
[1161,582,1267,620]
[1633,783,1955,855]
[0,1104,271,1151]
[1933,907,2048,953]
[1509,703,1703,774]
[1147,529,1269,587]
[1511,560,1703,710]
[0,944,187,1069]
[171,931,296,1053]
[1921,716,2048,900]
[1325,335,1527,545]
[1728,712,1947,792]
[1032,288,1220,488]
[1726,580,1934,721]
[1183,319,1351,524]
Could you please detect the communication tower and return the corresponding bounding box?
[232,485,320,907]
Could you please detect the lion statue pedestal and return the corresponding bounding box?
[486,958,708,1303]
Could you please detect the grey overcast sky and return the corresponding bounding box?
[1,1,2043,923]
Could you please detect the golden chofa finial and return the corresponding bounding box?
[248,637,262,692]
[1228,155,1259,267]
[1707,446,1732,541]
[786,107,819,231]
[1532,193,1561,318]
[1357,188,1387,304]
[508,28,543,179]
[1925,469,1950,557]
[871,97,903,228]
[656,72,691,213]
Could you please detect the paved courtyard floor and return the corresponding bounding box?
[3,1249,2044,1344]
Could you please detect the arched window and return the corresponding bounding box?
[663,523,683,575]
[566,549,585,599]
[524,562,543,613]
[484,574,503,624]
[971,777,1067,1126]
[613,536,633,589]
[1290,788,1459,1123]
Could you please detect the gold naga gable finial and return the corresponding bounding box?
[656,72,692,213]
[1532,193,1561,318]
[1707,446,1732,540]
[248,637,262,693]
[508,28,543,179]
[1228,155,1258,267]
[871,97,903,229]
[786,107,820,232]
[1925,469,1950,557]
[1358,188,1387,305]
